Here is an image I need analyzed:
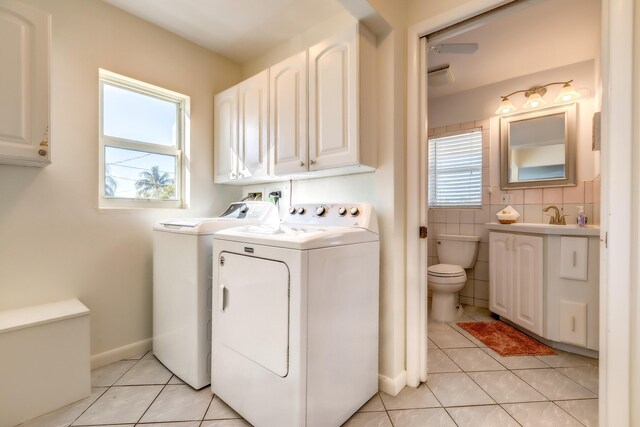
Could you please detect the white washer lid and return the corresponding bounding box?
[428,264,465,277]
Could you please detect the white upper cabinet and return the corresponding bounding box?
[0,0,50,167]
[238,70,269,179]
[213,23,377,184]
[214,85,238,183]
[308,24,376,172]
[270,51,307,176]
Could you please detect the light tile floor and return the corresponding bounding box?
[18,307,598,427]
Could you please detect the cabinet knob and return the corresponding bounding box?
[309,160,316,165]
[299,161,304,167]
[38,149,47,157]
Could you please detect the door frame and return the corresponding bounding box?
[406,1,635,424]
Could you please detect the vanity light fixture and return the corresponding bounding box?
[495,80,579,115]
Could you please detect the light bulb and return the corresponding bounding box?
[523,93,547,109]
[495,97,516,115]
[554,83,580,103]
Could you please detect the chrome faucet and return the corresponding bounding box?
[543,205,566,225]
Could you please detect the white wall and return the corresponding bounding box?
[0,0,242,364]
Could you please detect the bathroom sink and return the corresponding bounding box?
[486,222,600,236]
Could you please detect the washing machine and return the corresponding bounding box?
[211,203,380,427]
[152,201,279,389]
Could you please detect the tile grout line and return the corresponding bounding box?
[67,352,148,427]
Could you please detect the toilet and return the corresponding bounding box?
[428,234,481,322]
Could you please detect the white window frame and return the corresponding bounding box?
[98,69,190,209]
[428,128,483,209]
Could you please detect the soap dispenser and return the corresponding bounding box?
[577,206,586,228]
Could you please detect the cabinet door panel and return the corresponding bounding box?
[0,0,50,166]
[270,52,307,175]
[558,300,587,346]
[560,237,588,281]
[489,232,512,319]
[308,26,357,170]
[238,70,268,179]
[214,86,238,183]
[512,235,544,336]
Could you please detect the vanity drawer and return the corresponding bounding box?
[560,236,588,281]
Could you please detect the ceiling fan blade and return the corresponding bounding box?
[431,43,479,54]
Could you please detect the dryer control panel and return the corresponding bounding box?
[282,203,378,233]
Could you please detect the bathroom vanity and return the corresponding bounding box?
[487,222,600,354]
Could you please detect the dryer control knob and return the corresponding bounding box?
[338,207,347,216]
[240,206,249,214]
[289,207,296,215]
[316,206,326,216]
[350,207,359,216]
[297,207,306,215]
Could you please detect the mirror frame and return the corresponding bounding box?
[500,103,577,190]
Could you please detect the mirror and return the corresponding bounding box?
[500,103,576,189]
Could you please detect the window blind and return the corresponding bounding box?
[428,130,483,208]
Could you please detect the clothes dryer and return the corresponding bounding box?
[211,203,379,426]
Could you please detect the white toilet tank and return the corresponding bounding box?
[435,234,480,268]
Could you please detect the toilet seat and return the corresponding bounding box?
[428,264,465,278]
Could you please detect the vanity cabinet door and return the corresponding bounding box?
[214,85,239,183]
[512,234,544,336]
[0,0,50,167]
[489,232,512,319]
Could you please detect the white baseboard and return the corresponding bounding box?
[90,338,152,369]
[378,370,407,396]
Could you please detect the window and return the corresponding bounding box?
[428,129,482,208]
[99,69,189,208]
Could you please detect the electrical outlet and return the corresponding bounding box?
[247,192,262,200]
[500,193,513,204]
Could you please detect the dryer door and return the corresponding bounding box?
[217,252,290,377]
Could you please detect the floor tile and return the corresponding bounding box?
[426,373,494,407]
[168,375,186,385]
[481,347,548,370]
[557,365,599,394]
[467,371,546,403]
[388,408,456,427]
[444,348,505,371]
[205,396,242,420]
[556,399,599,427]
[513,369,596,400]
[136,423,199,427]
[114,358,173,385]
[428,321,455,332]
[503,402,583,427]
[427,338,437,349]
[357,394,385,412]
[201,420,252,427]
[18,388,107,427]
[379,384,440,410]
[536,351,593,368]
[342,412,392,427]
[90,360,136,387]
[124,350,149,360]
[428,329,476,349]
[72,385,163,425]
[446,405,520,427]
[427,349,461,373]
[140,385,213,423]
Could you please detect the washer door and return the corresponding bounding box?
[217,252,290,377]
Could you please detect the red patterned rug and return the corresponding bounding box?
[457,321,556,356]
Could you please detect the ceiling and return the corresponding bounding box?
[427,0,601,98]
[102,0,345,64]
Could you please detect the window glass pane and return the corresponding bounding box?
[105,146,177,200]
[103,83,178,146]
[428,130,483,208]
